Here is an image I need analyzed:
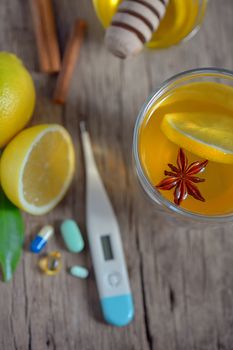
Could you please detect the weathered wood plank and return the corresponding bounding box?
[135,1,233,349]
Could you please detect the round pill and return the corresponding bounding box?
[70,266,89,279]
[60,219,84,253]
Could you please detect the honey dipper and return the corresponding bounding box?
[105,0,170,58]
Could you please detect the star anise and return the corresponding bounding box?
[156,148,208,206]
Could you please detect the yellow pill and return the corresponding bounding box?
[38,251,62,276]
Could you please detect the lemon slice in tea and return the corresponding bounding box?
[161,113,233,164]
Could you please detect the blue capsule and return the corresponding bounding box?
[30,225,54,253]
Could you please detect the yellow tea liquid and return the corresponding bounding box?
[93,0,207,48]
[139,82,233,216]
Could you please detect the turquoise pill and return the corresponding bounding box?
[60,219,84,253]
[70,266,89,279]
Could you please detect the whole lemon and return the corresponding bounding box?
[0,52,35,148]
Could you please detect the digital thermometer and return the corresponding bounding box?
[80,122,134,327]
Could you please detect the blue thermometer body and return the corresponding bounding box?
[80,122,134,327]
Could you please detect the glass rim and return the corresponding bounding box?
[181,0,209,44]
[133,67,233,223]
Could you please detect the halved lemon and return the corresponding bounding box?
[0,124,75,215]
[161,113,233,164]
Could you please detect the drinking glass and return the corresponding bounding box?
[133,68,233,223]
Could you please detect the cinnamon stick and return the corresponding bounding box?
[53,20,87,104]
[39,0,61,72]
[29,0,61,73]
[29,0,50,72]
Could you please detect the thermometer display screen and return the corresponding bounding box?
[101,235,114,260]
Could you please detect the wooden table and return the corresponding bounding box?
[1,0,233,349]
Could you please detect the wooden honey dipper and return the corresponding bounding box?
[105,0,170,58]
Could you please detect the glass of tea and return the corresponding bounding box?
[133,68,233,223]
[93,0,208,49]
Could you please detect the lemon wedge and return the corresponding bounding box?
[161,113,233,164]
[0,124,75,215]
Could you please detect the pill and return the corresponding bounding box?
[70,266,89,279]
[105,0,170,58]
[60,219,84,253]
[38,251,62,276]
[30,225,54,253]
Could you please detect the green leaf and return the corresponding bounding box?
[0,189,24,281]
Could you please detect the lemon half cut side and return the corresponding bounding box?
[0,124,75,215]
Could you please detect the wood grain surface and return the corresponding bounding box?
[0,0,233,349]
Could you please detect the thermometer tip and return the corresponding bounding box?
[80,121,87,133]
